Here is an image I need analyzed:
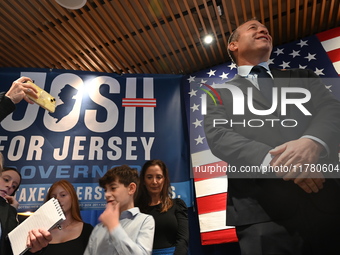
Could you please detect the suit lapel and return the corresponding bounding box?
[231,75,269,107]
[271,68,309,140]
[271,68,291,116]
[230,69,295,113]
[271,68,291,91]
[230,75,279,117]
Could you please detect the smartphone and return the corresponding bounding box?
[26,81,56,113]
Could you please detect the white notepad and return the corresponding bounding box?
[8,198,66,255]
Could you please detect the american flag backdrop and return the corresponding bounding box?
[184,26,340,245]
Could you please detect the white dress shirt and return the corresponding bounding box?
[84,207,155,255]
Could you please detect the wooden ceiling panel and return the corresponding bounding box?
[0,0,339,74]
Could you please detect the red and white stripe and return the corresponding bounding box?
[122,98,156,107]
[192,149,238,245]
[317,27,340,75]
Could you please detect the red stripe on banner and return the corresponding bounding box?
[122,98,156,102]
[192,161,229,179]
[201,228,238,245]
[194,177,208,182]
[326,48,340,63]
[316,27,340,42]
[194,175,229,182]
[196,193,227,214]
[122,98,156,107]
[122,104,156,107]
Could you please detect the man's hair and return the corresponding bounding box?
[99,165,139,188]
[227,30,238,64]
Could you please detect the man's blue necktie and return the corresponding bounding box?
[251,65,274,103]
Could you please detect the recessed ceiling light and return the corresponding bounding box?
[203,35,214,44]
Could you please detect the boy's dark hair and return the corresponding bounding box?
[99,165,139,188]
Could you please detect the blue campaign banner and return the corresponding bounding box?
[0,67,192,211]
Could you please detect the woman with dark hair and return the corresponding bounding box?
[135,160,189,255]
[40,180,93,255]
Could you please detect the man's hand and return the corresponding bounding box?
[5,77,38,104]
[293,172,325,193]
[99,201,120,232]
[269,138,325,193]
[270,138,323,178]
[26,229,51,253]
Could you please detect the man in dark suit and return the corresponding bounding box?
[204,19,340,254]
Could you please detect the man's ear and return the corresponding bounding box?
[128,182,137,195]
[228,41,238,53]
